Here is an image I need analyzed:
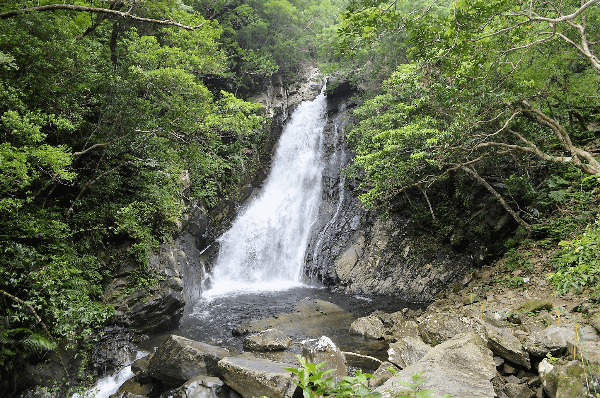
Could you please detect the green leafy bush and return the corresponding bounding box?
[283,356,451,398]
[285,355,380,398]
[548,216,600,294]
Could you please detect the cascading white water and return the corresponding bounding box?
[202,92,327,299]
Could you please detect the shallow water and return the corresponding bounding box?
[161,285,417,362]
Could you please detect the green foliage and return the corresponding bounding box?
[504,249,532,271]
[384,367,451,398]
[0,316,56,373]
[191,0,346,92]
[334,0,600,259]
[284,356,452,398]
[548,216,600,294]
[546,352,559,364]
[390,370,434,398]
[284,355,381,398]
[0,0,272,383]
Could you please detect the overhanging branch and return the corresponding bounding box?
[0,4,207,30]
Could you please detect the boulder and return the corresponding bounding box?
[539,359,588,398]
[417,312,485,346]
[301,336,348,381]
[131,357,150,376]
[579,324,600,342]
[147,335,229,388]
[387,336,432,369]
[502,382,535,398]
[484,324,531,369]
[122,288,185,334]
[243,329,292,352]
[523,325,574,357]
[109,378,154,398]
[570,340,600,366]
[349,315,386,339]
[375,333,497,398]
[158,375,232,398]
[388,319,420,341]
[218,355,298,398]
[368,362,398,388]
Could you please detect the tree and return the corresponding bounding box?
[339,0,600,231]
[0,1,268,388]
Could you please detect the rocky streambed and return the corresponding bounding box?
[104,267,600,398]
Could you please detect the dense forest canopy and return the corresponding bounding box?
[1,0,600,392]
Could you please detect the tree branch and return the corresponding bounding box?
[460,166,531,231]
[66,160,132,217]
[521,100,600,174]
[0,4,207,30]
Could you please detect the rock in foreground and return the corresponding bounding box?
[218,355,298,398]
[148,335,229,388]
[376,332,497,398]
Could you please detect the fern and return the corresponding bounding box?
[0,316,56,370]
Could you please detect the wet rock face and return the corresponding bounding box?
[90,326,137,377]
[304,96,474,302]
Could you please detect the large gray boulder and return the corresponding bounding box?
[484,324,531,369]
[417,312,485,345]
[387,336,432,369]
[218,355,298,398]
[375,333,497,398]
[301,336,348,381]
[349,315,386,339]
[388,319,421,341]
[243,329,292,352]
[147,335,229,388]
[522,325,575,357]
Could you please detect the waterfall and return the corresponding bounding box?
[202,92,327,299]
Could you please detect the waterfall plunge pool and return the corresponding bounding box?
[155,286,421,361]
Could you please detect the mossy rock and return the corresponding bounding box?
[514,300,553,315]
[542,360,588,398]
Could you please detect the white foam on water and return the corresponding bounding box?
[72,351,149,398]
